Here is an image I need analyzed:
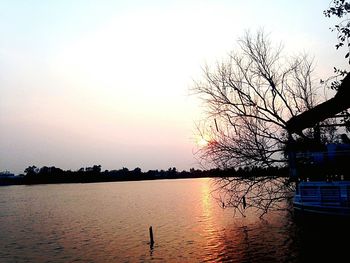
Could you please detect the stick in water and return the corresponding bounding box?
[149,226,154,247]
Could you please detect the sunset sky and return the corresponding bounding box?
[0,0,346,174]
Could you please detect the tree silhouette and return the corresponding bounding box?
[323,0,350,131]
[24,165,38,176]
[324,0,350,64]
[193,24,349,216]
[193,30,319,170]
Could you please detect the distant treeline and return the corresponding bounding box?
[0,165,289,186]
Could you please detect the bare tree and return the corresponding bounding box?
[193,30,318,169]
[192,30,322,217]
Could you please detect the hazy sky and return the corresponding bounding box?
[0,0,346,174]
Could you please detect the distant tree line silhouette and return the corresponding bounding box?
[0,165,288,186]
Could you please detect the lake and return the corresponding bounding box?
[0,178,348,262]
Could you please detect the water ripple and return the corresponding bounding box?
[0,179,349,262]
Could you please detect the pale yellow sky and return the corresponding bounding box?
[0,0,347,174]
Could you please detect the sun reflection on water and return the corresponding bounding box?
[198,179,226,262]
[200,180,212,218]
[0,179,322,262]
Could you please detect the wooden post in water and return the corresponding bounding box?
[149,226,154,247]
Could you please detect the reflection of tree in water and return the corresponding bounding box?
[200,206,350,262]
[241,225,252,263]
[206,210,299,263]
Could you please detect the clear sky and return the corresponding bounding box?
[0,0,347,174]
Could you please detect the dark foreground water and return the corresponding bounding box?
[0,178,348,262]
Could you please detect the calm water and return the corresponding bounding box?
[0,178,348,262]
